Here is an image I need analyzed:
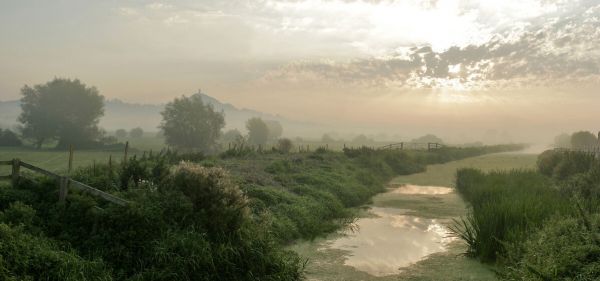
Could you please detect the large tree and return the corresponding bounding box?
[246,117,269,146]
[19,78,104,149]
[160,95,225,152]
[129,127,144,138]
[571,131,597,149]
[264,120,283,141]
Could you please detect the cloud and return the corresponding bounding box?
[260,1,600,90]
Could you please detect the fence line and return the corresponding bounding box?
[379,142,443,151]
[0,159,128,206]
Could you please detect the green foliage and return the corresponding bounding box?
[0,144,521,280]
[0,223,112,281]
[246,117,269,146]
[160,95,225,153]
[19,78,105,149]
[277,138,293,153]
[454,151,600,279]
[0,161,302,280]
[239,145,523,242]
[452,169,572,262]
[164,163,249,236]
[502,215,600,281]
[571,131,598,149]
[537,149,564,176]
[537,150,596,180]
[0,129,22,147]
[0,202,36,228]
[264,120,283,141]
[221,129,243,144]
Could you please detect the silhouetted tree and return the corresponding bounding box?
[115,129,127,138]
[352,134,371,144]
[221,129,244,144]
[321,134,335,143]
[277,138,293,153]
[553,133,571,148]
[130,127,144,138]
[571,131,597,149]
[19,78,104,149]
[246,117,269,146]
[412,134,443,144]
[265,120,283,141]
[160,95,225,152]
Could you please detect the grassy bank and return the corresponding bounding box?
[0,144,523,280]
[452,150,600,280]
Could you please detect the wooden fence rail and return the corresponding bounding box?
[0,159,128,206]
[379,142,443,151]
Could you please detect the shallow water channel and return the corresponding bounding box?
[290,153,537,281]
[328,185,455,277]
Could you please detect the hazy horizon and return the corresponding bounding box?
[1,0,599,144]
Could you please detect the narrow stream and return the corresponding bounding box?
[327,185,455,276]
[291,153,537,281]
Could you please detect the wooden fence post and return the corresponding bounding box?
[68,145,74,173]
[11,158,20,186]
[123,141,129,165]
[59,176,69,203]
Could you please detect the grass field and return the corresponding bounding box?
[0,147,141,175]
[0,136,166,175]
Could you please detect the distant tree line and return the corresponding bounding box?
[8,77,456,153]
[114,127,144,139]
[554,131,599,149]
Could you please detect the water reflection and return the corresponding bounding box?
[326,207,454,276]
[390,184,453,195]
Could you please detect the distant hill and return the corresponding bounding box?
[0,92,319,137]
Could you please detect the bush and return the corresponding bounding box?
[0,202,36,227]
[0,223,112,280]
[3,162,303,280]
[277,138,293,153]
[503,215,600,280]
[537,149,563,176]
[165,162,249,236]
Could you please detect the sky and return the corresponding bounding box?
[1,0,599,143]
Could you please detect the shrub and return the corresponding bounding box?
[0,223,111,280]
[0,202,36,227]
[165,162,249,236]
[537,149,563,176]
[278,138,293,153]
[503,215,600,280]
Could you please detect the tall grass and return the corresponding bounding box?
[452,169,573,262]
